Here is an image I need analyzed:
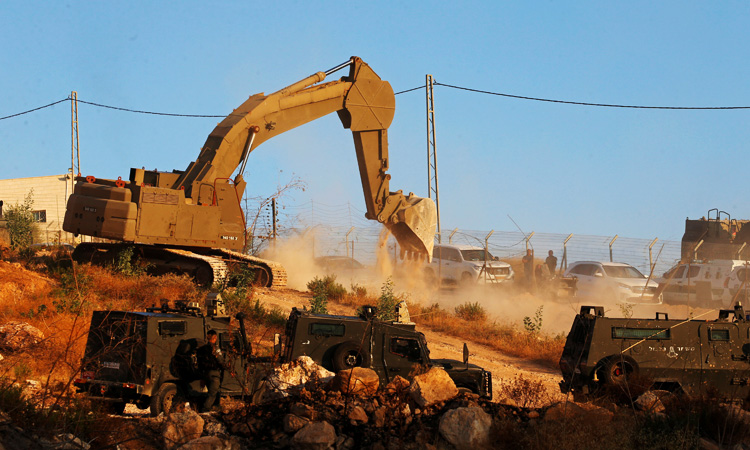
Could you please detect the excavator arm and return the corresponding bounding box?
[173,57,435,259]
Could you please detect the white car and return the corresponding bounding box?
[564,261,662,304]
[425,244,514,286]
[659,259,750,308]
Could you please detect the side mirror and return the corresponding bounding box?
[463,343,469,365]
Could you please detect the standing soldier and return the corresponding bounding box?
[197,329,225,412]
[546,250,558,277]
[522,249,534,291]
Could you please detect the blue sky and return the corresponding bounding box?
[2,1,749,242]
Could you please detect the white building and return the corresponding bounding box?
[0,174,76,243]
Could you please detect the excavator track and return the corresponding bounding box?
[208,249,288,288]
[72,243,286,288]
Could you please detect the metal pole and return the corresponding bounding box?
[449,228,458,244]
[648,238,658,272]
[525,231,535,251]
[562,234,573,273]
[609,235,619,262]
[484,230,494,283]
[426,74,441,243]
[345,227,354,258]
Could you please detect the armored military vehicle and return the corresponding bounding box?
[559,304,750,400]
[281,306,492,399]
[73,295,267,415]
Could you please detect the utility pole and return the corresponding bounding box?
[70,91,81,193]
[426,75,441,243]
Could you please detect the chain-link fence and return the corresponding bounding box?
[250,200,682,278]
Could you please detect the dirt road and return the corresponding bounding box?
[254,287,567,403]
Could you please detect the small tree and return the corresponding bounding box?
[5,190,36,251]
[376,277,399,321]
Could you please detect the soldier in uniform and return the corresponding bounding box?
[197,329,226,412]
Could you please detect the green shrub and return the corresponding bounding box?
[454,302,487,321]
[523,305,544,334]
[112,246,149,277]
[306,275,346,314]
[4,190,36,251]
[376,278,399,321]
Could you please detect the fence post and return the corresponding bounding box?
[484,230,494,283]
[738,242,747,260]
[525,231,535,251]
[562,234,573,273]
[693,240,703,262]
[609,235,619,262]
[345,227,354,258]
[648,238,658,272]
[449,228,458,244]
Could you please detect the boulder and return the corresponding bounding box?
[544,401,614,423]
[284,414,311,433]
[385,375,410,394]
[439,407,492,450]
[292,421,336,450]
[332,367,379,395]
[0,322,44,352]
[257,356,335,402]
[635,390,672,414]
[373,407,387,428]
[346,405,368,424]
[175,436,228,450]
[409,368,458,408]
[163,408,205,450]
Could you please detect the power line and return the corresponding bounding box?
[0,98,68,120]
[4,82,750,122]
[435,82,750,110]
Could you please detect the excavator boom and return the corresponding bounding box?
[63,57,435,287]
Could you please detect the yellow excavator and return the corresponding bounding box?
[63,57,436,287]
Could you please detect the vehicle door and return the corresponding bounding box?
[570,264,597,298]
[660,264,685,303]
[218,329,251,395]
[437,247,462,283]
[381,333,426,383]
[699,323,744,396]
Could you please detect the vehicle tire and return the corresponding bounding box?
[460,272,475,287]
[107,401,126,415]
[601,356,638,387]
[457,386,475,396]
[332,342,367,372]
[149,382,177,417]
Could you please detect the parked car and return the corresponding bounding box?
[656,260,747,308]
[564,261,662,304]
[726,261,750,304]
[425,244,514,286]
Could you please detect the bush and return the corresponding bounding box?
[523,305,544,334]
[307,275,346,314]
[497,373,551,408]
[376,277,399,321]
[4,190,36,251]
[454,302,487,321]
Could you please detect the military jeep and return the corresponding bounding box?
[73,296,266,415]
[559,304,750,400]
[281,306,492,399]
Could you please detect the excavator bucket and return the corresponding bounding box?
[386,195,436,261]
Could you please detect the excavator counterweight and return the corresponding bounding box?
[63,57,436,286]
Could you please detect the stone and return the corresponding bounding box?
[163,408,205,450]
[0,322,44,352]
[333,367,379,396]
[291,402,316,419]
[385,375,410,393]
[409,368,458,408]
[544,401,614,423]
[336,435,355,450]
[527,411,540,419]
[284,414,310,433]
[292,421,336,450]
[175,436,225,450]
[438,407,492,450]
[257,357,335,402]
[373,407,387,428]
[346,406,368,423]
[635,390,671,414]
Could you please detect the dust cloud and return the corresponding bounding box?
[263,228,704,334]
